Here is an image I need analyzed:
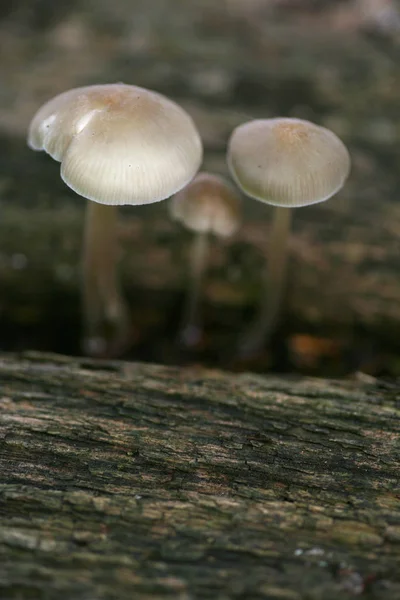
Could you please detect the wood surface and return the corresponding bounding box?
[1,351,399,599]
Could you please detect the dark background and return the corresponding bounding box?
[0,0,399,375]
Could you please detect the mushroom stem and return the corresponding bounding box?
[82,202,128,356]
[239,206,292,356]
[179,230,209,347]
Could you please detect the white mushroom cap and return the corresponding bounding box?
[28,83,203,205]
[227,118,350,208]
[170,172,241,237]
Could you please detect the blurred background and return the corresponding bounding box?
[0,0,399,375]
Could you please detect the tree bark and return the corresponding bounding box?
[1,351,399,599]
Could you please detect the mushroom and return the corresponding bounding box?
[169,172,241,347]
[227,117,350,355]
[28,83,203,356]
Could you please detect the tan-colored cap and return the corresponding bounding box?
[28,83,203,205]
[227,118,350,208]
[170,172,241,237]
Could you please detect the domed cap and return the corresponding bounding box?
[28,83,203,205]
[170,172,241,237]
[227,118,350,208]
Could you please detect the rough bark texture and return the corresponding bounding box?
[1,351,399,599]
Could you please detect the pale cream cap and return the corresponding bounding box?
[28,83,203,205]
[170,172,241,237]
[227,118,350,207]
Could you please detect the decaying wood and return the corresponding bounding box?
[0,351,399,599]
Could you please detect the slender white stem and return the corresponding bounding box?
[82,202,128,356]
[239,206,292,356]
[179,230,209,347]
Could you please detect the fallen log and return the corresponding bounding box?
[0,351,399,599]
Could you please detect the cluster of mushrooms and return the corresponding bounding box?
[28,83,351,358]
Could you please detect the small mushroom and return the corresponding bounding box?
[28,83,202,356]
[227,117,350,355]
[170,172,241,347]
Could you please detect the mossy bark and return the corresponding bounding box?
[1,351,399,599]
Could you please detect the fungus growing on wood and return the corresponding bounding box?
[227,117,350,355]
[170,172,241,346]
[28,83,203,355]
